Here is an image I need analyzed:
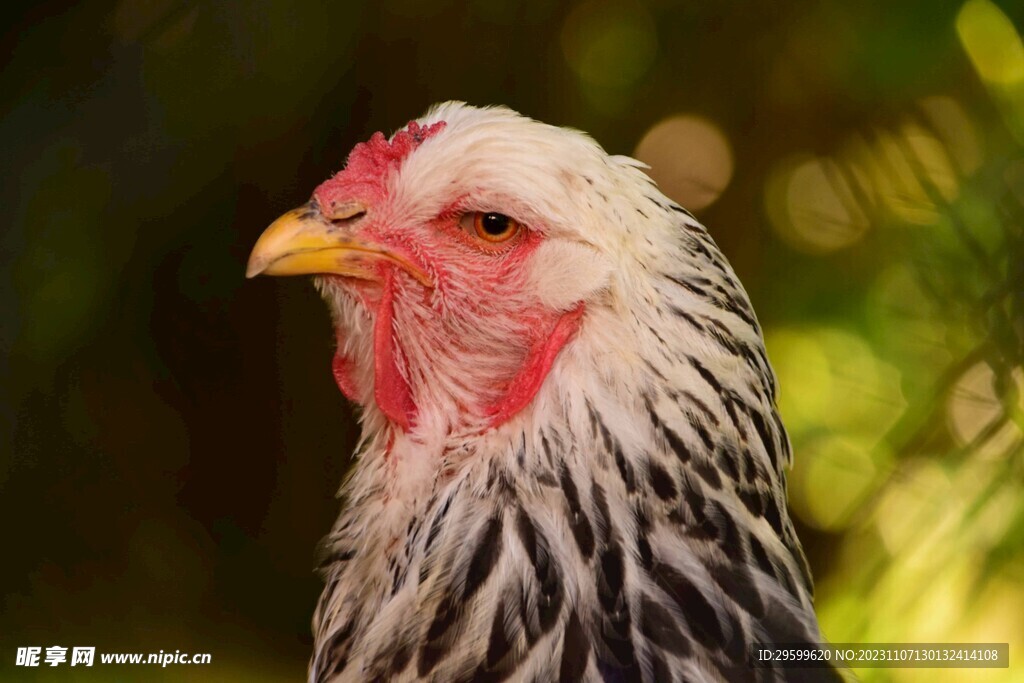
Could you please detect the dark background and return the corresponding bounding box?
[2,1,1022,681]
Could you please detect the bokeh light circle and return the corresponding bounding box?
[634,115,733,211]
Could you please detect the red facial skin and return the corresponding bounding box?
[312,121,583,433]
[485,303,584,427]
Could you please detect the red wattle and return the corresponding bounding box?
[373,271,416,430]
[331,350,360,402]
[487,304,585,427]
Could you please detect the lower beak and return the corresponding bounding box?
[245,202,432,287]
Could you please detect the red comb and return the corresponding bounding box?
[313,121,446,209]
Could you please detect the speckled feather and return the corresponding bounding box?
[298,103,838,683]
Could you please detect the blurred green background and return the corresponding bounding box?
[1,0,1022,680]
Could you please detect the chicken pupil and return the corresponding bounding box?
[481,212,510,235]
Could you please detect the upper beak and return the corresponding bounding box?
[245,201,432,287]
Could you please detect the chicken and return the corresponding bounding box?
[247,103,835,683]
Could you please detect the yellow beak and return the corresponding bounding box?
[245,202,432,286]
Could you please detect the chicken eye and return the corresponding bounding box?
[460,211,521,243]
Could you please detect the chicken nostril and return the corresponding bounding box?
[329,211,366,228]
[324,200,367,222]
